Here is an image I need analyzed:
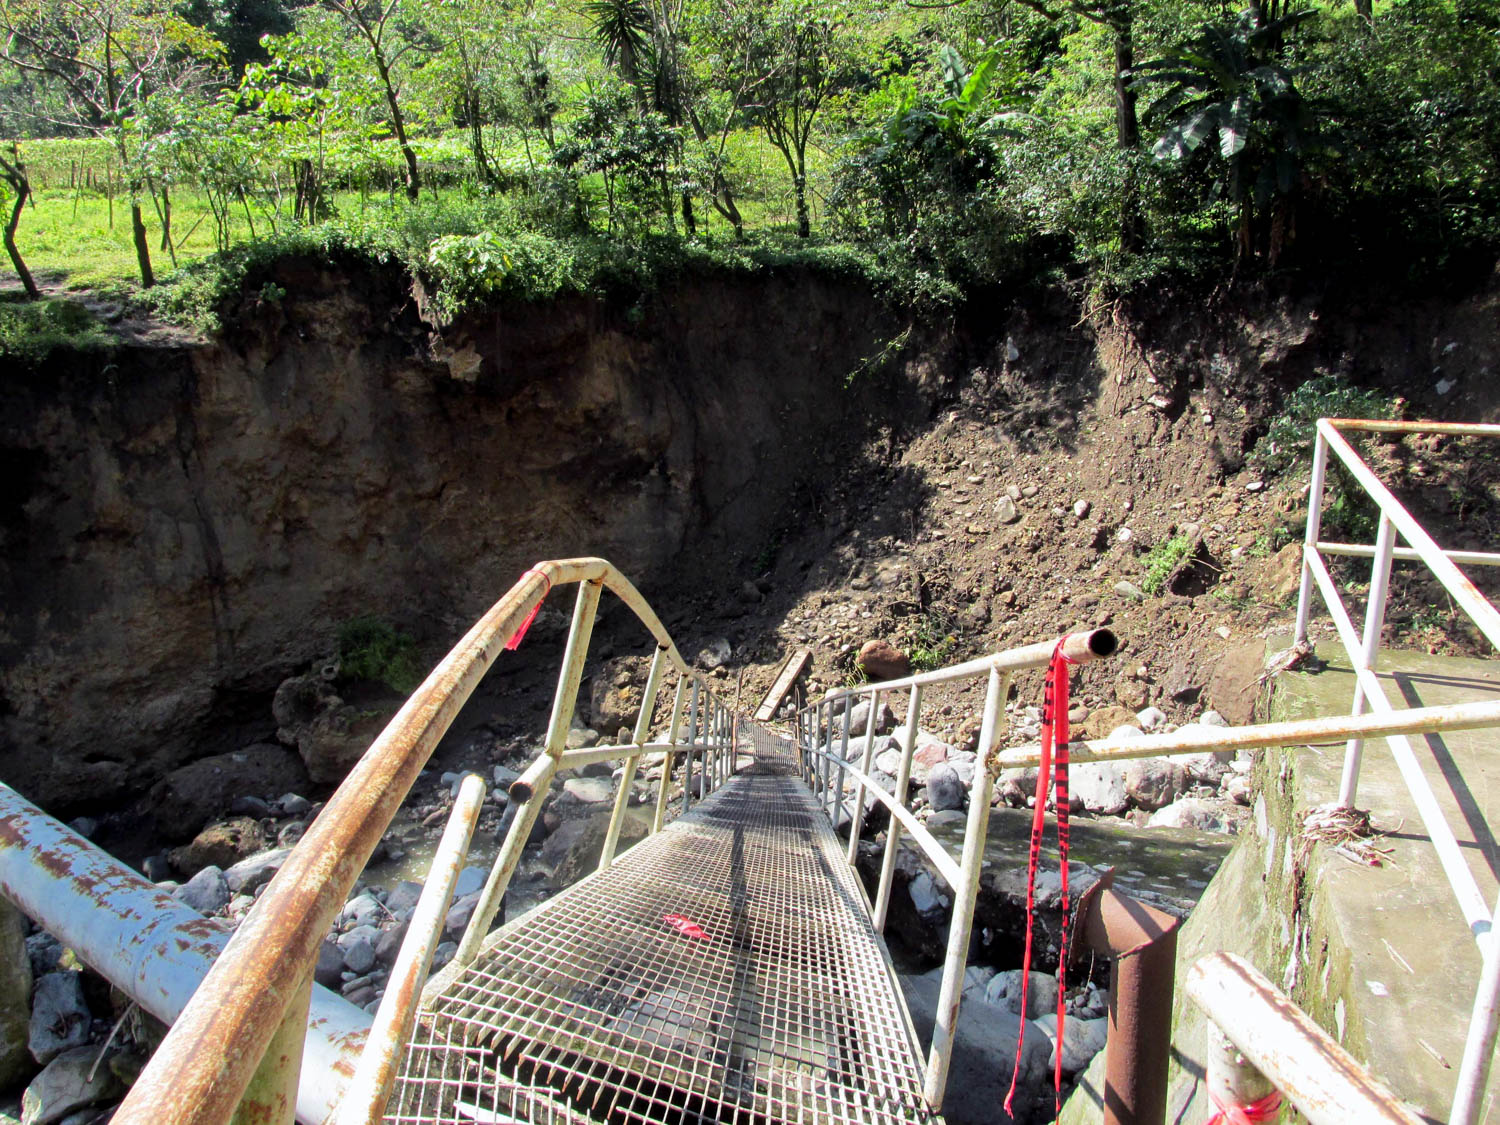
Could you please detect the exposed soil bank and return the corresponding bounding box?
[3,260,1498,819]
[0,259,940,813]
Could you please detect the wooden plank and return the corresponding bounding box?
[754,648,812,722]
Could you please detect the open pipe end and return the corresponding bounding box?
[508,780,534,803]
[1062,628,1118,664]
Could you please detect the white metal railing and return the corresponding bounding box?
[1188,952,1425,1124]
[794,630,1119,1111]
[1292,417,1500,1125]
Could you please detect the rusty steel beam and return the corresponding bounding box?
[112,559,689,1125]
[1187,952,1425,1125]
[1072,872,1181,1125]
[0,784,368,1124]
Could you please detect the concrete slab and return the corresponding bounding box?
[1268,639,1500,1121]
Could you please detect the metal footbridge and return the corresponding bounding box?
[391,724,932,1125]
[4,470,1500,1125]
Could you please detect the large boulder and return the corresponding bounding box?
[538,808,652,889]
[588,656,649,738]
[273,672,392,785]
[144,746,310,842]
[170,818,266,878]
[856,640,911,681]
[1206,640,1266,726]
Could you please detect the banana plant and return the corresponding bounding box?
[1134,8,1333,263]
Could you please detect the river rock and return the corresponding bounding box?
[926,763,965,812]
[998,969,1060,1020]
[994,495,1021,524]
[314,940,344,989]
[385,881,424,917]
[1071,761,1130,815]
[908,871,949,917]
[1035,1012,1109,1075]
[538,808,651,889]
[444,893,481,939]
[1148,797,1231,833]
[223,848,291,895]
[856,640,910,681]
[1124,758,1188,811]
[340,893,384,930]
[337,926,380,975]
[21,1046,124,1125]
[453,866,485,898]
[0,901,30,1088]
[29,974,89,1065]
[848,698,897,738]
[589,655,648,736]
[563,777,614,805]
[1206,640,1264,726]
[174,866,230,915]
[145,746,310,842]
[901,972,1051,1124]
[170,817,265,878]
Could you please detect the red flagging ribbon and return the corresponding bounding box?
[662,913,710,939]
[1004,637,1077,1120]
[504,568,551,651]
[1207,1090,1283,1124]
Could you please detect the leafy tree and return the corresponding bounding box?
[0,141,37,296]
[552,83,680,232]
[0,0,225,286]
[316,0,426,201]
[717,0,857,238]
[1135,8,1331,264]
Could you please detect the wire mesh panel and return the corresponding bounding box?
[389,726,938,1125]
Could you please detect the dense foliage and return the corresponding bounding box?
[0,0,1494,318]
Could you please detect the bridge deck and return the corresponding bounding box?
[389,724,938,1125]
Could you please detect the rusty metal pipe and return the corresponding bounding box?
[1074,877,1182,1125]
[0,784,368,1124]
[112,559,686,1125]
[1187,952,1424,1125]
[820,629,1117,706]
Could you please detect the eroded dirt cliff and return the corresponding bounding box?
[0,259,940,812]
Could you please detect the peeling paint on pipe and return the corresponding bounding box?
[0,783,369,1124]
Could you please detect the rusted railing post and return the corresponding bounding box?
[457,578,603,967]
[652,677,688,834]
[232,971,312,1125]
[600,647,667,872]
[1293,428,1330,648]
[336,774,487,1125]
[873,685,921,933]
[1074,876,1181,1125]
[1338,510,1396,808]
[923,667,1007,1109]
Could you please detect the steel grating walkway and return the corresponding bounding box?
[388,723,939,1125]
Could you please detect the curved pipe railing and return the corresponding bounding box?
[113,559,705,1125]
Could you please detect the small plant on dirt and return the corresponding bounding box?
[1141,534,1193,595]
[1249,375,1399,477]
[0,296,109,362]
[1247,524,1294,558]
[337,617,421,694]
[904,613,958,672]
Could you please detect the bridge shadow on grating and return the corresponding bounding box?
[387,725,939,1125]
